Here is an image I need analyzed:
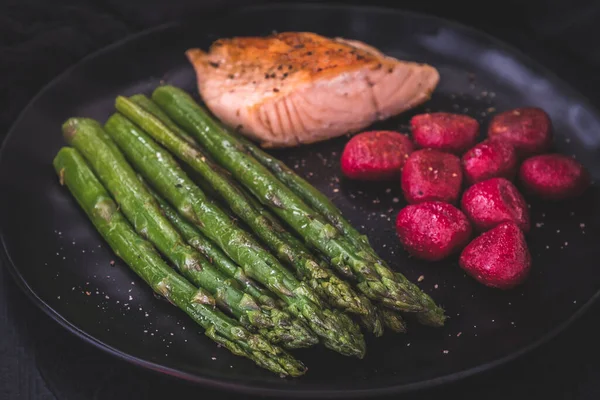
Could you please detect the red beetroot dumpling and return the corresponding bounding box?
[459,222,531,289]
[401,149,463,204]
[341,131,414,181]
[461,138,518,185]
[519,154,590,200]
[396,201,472,261]
[461,177,530,232]
[487,107,552,157]
[411,112,479,154]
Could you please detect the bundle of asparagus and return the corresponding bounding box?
[52,84,445,377]
[151,86,446,326]
[117,95,388,336]
[63,118,317,350]
[53,147,306,376]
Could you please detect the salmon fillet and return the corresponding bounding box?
[186,32,440,148]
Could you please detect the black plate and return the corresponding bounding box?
[2,3,600,398]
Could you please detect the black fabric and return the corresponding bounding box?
[1,1,600,399]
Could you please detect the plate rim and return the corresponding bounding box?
[1,3,599,397]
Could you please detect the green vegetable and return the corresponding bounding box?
[204,175,386,336]
[129,94,197,145]
[196,173,387,336]
[120,96,375,318]
[151,86,436,317]
[380,308,407,333]
[63,117,316,349]
[233,134,444,326]
[101,112,366,358]
[148,183,279,309]
[53,147,306,376]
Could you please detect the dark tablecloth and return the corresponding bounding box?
[2,1,600,399]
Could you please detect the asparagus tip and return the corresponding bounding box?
[416,307,447,327]
[318,309,366,359]
[62,118,79,142]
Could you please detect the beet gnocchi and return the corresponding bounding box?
[488,107,552,157]
[396,202,472,261]
[410,112,479,154]
[341,130,413,181]
[339,105,590,291]
[459,222,531,289]
[519,154,590,200]
[461,178,530,233]
[461,138,518,185]
[401,149,463,204]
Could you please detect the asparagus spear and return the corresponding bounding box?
[128,95,407,332]
[235,186,389,335]
[131,94,425,329]
[151,86,434,314]
[152,176,385,336]
[125,96,392,336]
[129,94,198,146]
[205,175,388,335]
[63,117,317,349]
[102,113,366,358]
[53,147,306,376]
[237,134,370,250]
[148,183,279,309]
[230,133,445,326]
[139,90,418,330]
[120,96,371,313]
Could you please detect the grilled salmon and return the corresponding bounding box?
[186,32,440,148]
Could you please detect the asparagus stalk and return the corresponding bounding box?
[129,94,197,145]
[234,184,389,335]
[53,147,306,376]
[233,181,391,334]
[120,96,372,315]
[206,175,388,335]
[148,183,279,309]
[125,95,391,336]
[193,173,387,336]
[63,117,317,349]
[231,133,445,326]
[236,134,371,251]
[151,86,434,314]
[128,95,237,200]
[102,113,366,358]
[153,175,385,336]
[128,95,408,331]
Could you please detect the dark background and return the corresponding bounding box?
[1,0,600,399]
